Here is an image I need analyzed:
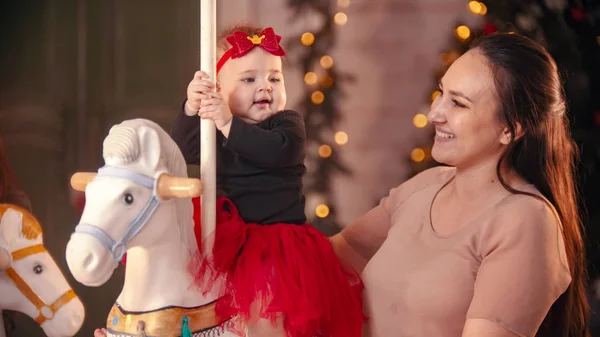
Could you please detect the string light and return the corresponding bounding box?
[337,0,350,8]
[334,12,348,25]
[304,72,318,85]
[301,32,315,46]
[320,55,334,69]
[455,25,471,41]
[334,131,348,145]
[479,3,488,15]
[311,90,325,104]
[440,53,451,65]
[413,114,428,128]
[597,36,600,45]
[320,75,334,88]
[315,204,330,218]
[410,148,426,162]
[431,90,441,101]
[318,145,332,158]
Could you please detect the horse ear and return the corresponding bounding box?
[137,126,162,171]
[1,208,23,244]
[0,247,11,271]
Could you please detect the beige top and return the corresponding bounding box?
[342,166,571,337]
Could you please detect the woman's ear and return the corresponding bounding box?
[500,123,524,145]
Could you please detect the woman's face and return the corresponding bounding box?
[428,49,510,170]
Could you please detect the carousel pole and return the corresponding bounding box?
[200,0,216,255]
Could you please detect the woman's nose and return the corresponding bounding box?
[427,100,447,124]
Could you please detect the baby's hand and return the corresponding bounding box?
[199,92,233,137]
[93,328,107,337]
[185,71,215,116]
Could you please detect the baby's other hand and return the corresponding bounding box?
[93,328,107,337]
[185,70,215,116]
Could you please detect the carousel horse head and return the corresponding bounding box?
[0,204,84,337]
[65,119,202,287]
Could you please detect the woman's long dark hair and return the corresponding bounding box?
[472,33,589,337]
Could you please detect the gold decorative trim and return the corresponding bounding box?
[106,300,228,337]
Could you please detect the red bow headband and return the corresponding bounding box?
[216,27,286,73]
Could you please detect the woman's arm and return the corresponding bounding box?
[331,166,454,273]
[463,195,571,337]
[330,233,369,274]
[462,319,519,337]
[333,204,392,274]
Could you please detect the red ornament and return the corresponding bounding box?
[594,110,600,127]
[570,8,585,22]
[483,22,498,35]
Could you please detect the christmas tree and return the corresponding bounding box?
[414,0,600,277]
[286,0,353,235]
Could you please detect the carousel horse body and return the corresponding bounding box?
[0,204,84,337]
[65,119,235,337]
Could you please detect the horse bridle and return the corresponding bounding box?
[73,166,162,261]
[4,244,77,325]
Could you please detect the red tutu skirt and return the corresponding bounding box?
[189,196,365,337]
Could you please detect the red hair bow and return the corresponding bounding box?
[217,27,286,72]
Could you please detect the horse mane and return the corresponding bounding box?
[0,204,42,240]
[101,119,196,251]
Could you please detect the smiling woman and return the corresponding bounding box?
[429,49,506,170]
[331,32,588,337]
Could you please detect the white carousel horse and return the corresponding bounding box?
[0,204,84,337]
[65,119,235,337]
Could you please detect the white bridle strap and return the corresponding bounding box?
[73,166,161,261]
[5,244,77,324]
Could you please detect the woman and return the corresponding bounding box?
[0,133,32,337]
[332,33,589,336]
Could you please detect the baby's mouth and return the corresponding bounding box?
[254,99,271,105]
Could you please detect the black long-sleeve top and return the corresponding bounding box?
[171,107,307,225]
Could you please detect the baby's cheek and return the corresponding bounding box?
[278,91,287,109]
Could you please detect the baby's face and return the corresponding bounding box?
[218,48,287,124]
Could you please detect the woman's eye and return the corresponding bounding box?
[123,193,134,205]
[452,99,466,108]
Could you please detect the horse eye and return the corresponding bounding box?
[123,193,134,205]
[33,264,43,274]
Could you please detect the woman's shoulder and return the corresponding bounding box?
[410,165,455,185]
[394,165,454,196]
[492,188,558,227]
[381,165,454,211]
[482,188,564,254]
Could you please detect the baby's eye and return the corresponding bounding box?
[242,77,255,83]
[270,77,281,82]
